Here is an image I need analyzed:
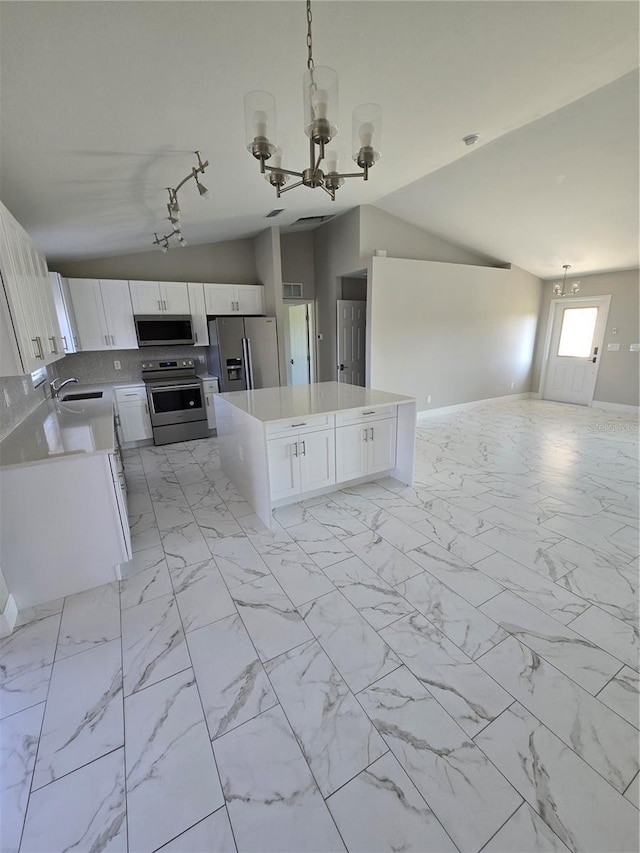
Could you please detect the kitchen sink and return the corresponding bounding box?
[61,391,104,401]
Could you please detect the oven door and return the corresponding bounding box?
[147,382,205,426]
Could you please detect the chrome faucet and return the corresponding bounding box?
[50,377,79,399]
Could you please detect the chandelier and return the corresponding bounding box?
[153,151,210,252]
[552,264,580,297]
[244,0,381,200]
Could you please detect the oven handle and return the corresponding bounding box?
[147,382,203,392]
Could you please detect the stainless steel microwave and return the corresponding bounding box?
[134,315,194,347]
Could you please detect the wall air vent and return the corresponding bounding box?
[266,208,285,218]
[283,282,304,299]
[290,214,335,229]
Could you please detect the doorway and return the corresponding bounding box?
[541,295,611,405]
[337,300,366,386]
[284,302,315,386]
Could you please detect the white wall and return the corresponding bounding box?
[532,268,639,406]
[281,231,315,300]
[254,227,286,383]
[368,257,542,409]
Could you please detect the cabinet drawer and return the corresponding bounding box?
[335,405,397,425]
[115,386,147,403]
[201,379,219,394]
[266,413,334,438]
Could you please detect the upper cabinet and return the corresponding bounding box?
[204,283,264,316]
[0,201,64,376]
[68,279,137,351]
[187,283,209,346]
[129,280,190,315]
[49,272,80,354]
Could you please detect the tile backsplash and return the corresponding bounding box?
[0,346,209,444]
[54,346,209,385]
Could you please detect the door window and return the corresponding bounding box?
[557,307,598,358]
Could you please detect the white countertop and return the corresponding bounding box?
[0,384,117,470]
[215,382,415,423]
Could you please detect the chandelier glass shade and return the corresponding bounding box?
[244,0,382,200]
[552,264,580,297]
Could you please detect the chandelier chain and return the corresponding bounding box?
[306,0,314,71]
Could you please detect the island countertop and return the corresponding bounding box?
[215,381,415,423]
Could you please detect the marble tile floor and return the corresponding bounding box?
[1,399,639,853]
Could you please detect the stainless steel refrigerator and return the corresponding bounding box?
[207,316,280,392]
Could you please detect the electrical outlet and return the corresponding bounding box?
[114,360,121,370]
[3,388,10,407]
[427,395,431,404]
[199,355,205,364]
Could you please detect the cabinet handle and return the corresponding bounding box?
[291,422,307,428]
[363,410,376,415]
[111,334,116,346]
[144,403,149,414]
[62,335,68,352]
[300,440,306,456]
[48,336,58,354]
[363,428,368,442]
[105,335,109,346]
[370,427,374,441]
[73,336,79,350]
[158,299,162,311]
[194,331,198,342]
[32,337,44,359]
[293,441,299,457]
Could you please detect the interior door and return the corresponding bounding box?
[543,296,610,405]
[285,304,311,386]
[337,300,366,385]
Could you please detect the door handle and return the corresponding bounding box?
[290,359,294,365]
[592,346,598,364]
[363,428,368,442]
[293,441,299,457]
[300,440,306,456]
[369,427,374,441]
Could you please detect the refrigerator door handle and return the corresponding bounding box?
[242,338,253,391]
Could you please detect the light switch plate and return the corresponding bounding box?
[606,343,620,351]
[630,343,640,352]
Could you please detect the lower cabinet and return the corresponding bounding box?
[336,417,397,483]
[202,378,219,429]
[115,386,152,443]
[268,428,336,501]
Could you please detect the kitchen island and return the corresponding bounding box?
[213,382,417,529]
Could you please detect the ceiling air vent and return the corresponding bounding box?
[266,208,284,218]
[283,282,304,300]
[290,214,334,229]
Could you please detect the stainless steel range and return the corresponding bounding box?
[142,359,208,445]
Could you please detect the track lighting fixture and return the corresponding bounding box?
[152,151,209,251]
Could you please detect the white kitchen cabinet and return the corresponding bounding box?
[0,201,64,375]
[202,378,219,429]
[69,278,138,351]
[129,280,190,315]
[187,282,209,345]
[268,427,335,501]
[204,283,264,315]
[114,385,152,443]
[336,417,397,482]
[49,272,80,353]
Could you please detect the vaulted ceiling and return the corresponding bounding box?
[0,1,637,278]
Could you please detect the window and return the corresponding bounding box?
[31,367,47,388]
[557,307,598,358]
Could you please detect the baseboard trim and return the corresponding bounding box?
[417,392,533,419]
[591,400,639,414]
[0,593,18,637]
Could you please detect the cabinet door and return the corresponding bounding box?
[0,212,43,371]
[367,418,397,474]
[204,392,217,429]
[68,278,110,351]
[299,429,335,493]
[268,435,301,500]
[50,273,75,354]
[235,285,264,315]
[101,280,138,349]
[118,400,153,442]
[204,283,235,315]
[129,280,161,315]
[187,283,209,346]
[335,423,368,483]
[161,281,190,314]
[31,247,63,363]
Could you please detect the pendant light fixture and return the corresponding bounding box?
[244,0,382,200]
[552,264,580,297]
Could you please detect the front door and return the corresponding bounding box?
[542,296,610,405]
[337,300,366,385]
[285,303,311,386]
